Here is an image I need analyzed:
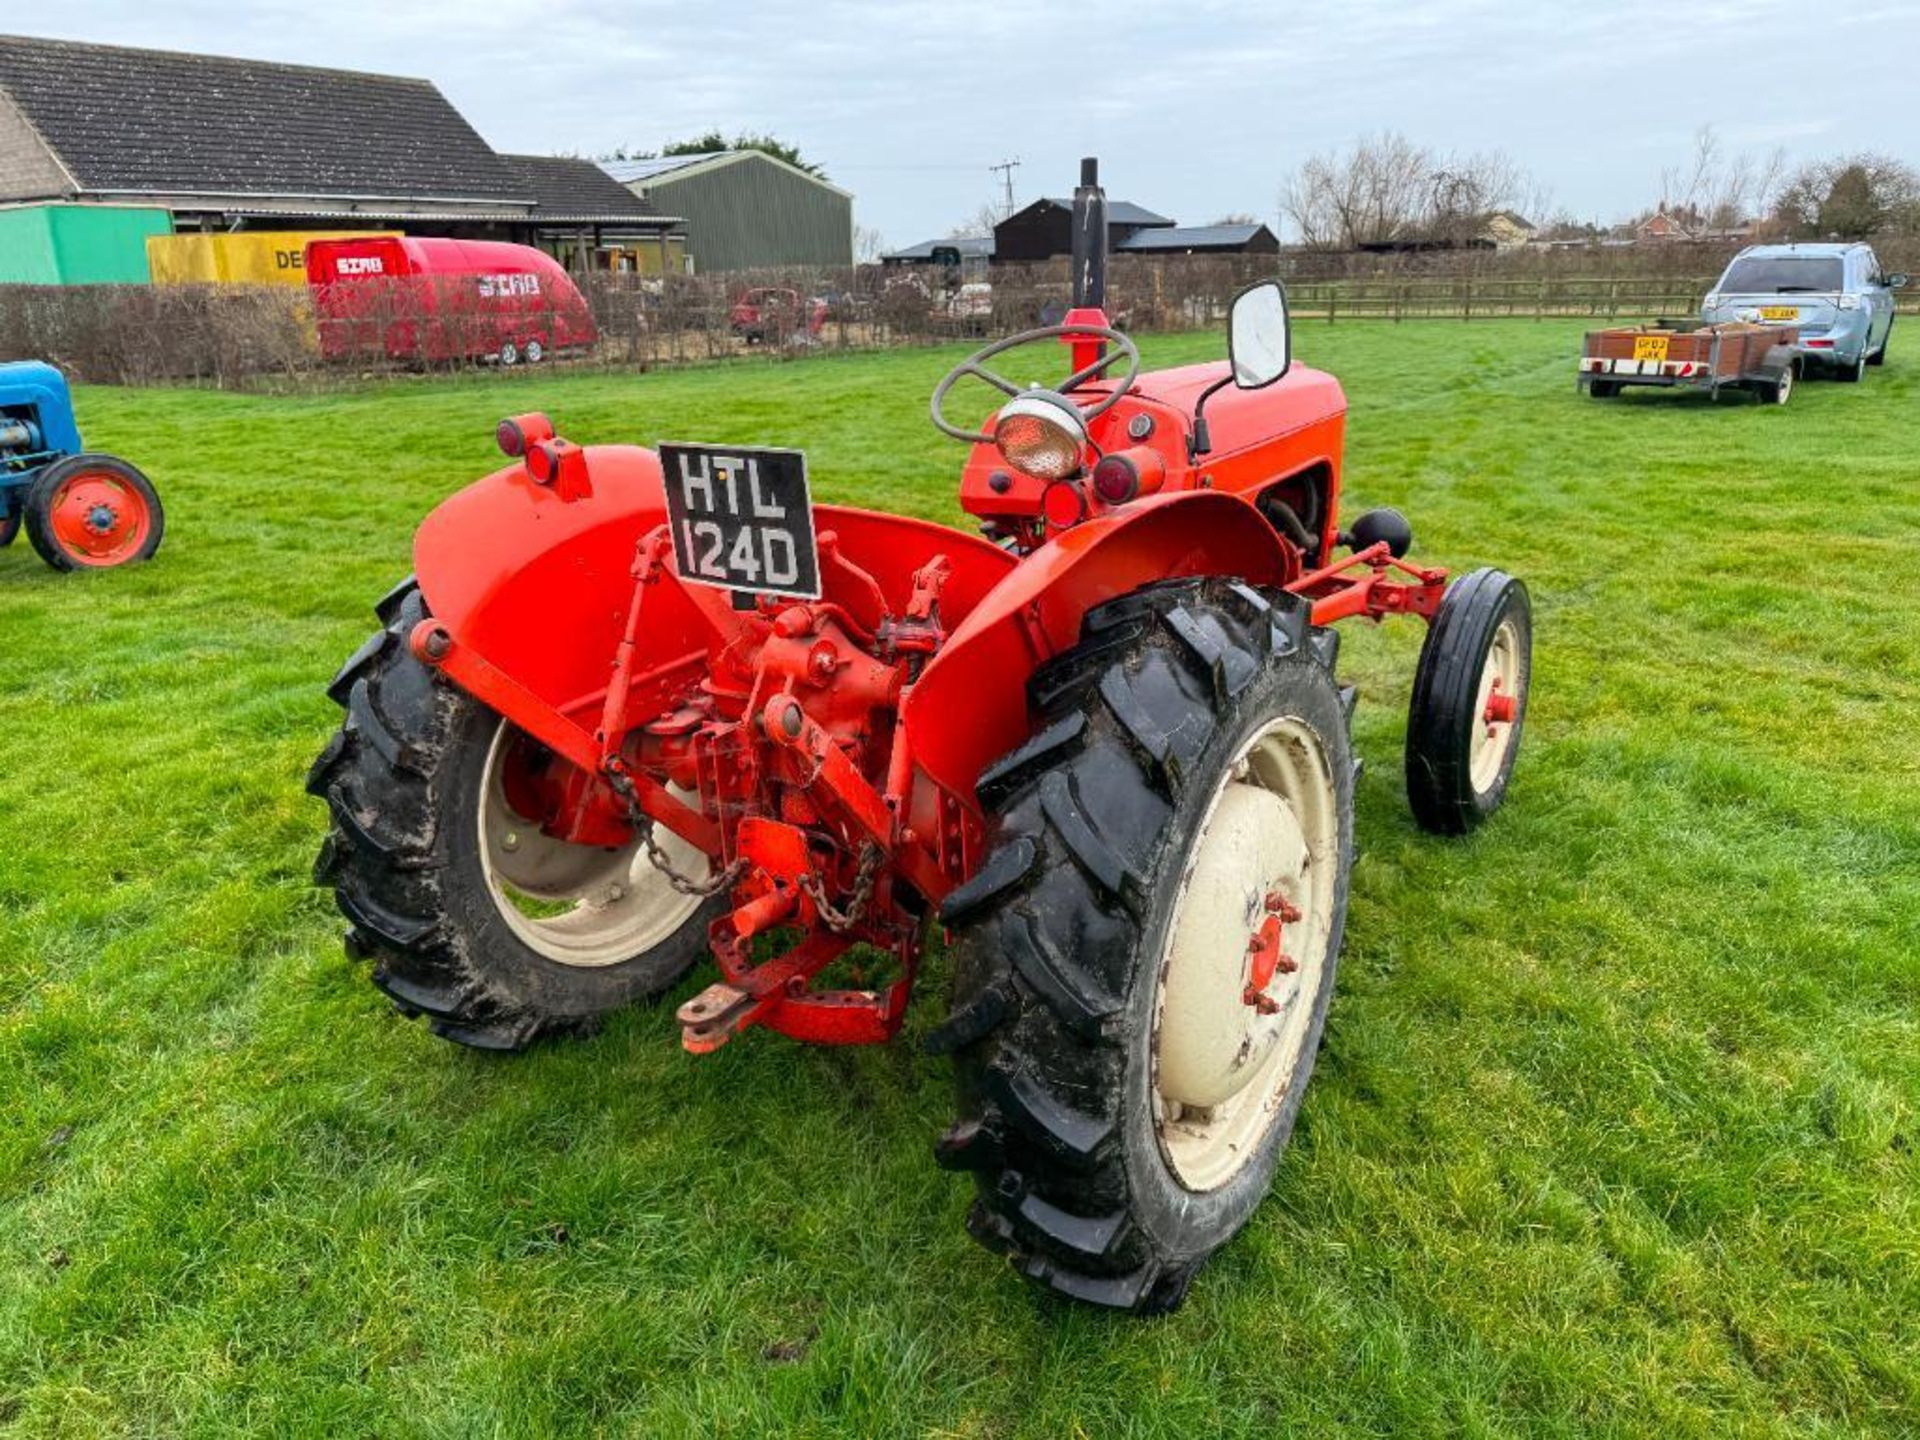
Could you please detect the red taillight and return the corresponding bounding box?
[1088,446,1167,507]
[526,439,558,483]
[497,411,554,457]
[1041,479,1088,529]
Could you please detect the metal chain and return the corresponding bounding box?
[799,842,884,932]
[606,766,744,898]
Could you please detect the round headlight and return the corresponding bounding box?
[993,393,1087,481]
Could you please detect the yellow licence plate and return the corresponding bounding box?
[1760,306,1799,322]
[1633,335,1670,363]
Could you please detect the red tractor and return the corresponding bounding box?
[311,161,1532,1312]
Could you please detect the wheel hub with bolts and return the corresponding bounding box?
[46,471,151,565]
[1153,715,1338,1193]
[1243,891,1303,1015]
[1469,617,1523,794]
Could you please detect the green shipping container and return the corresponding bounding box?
[0,205,173,284]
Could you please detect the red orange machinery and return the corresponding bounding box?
[311,161,1532,1312]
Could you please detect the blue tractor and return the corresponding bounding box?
[1,361,164,570]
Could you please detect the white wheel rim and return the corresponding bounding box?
[527,340,544,363]
[1468,617,1522,794]
[1776,371,1791,404]
[476,719,707,967]
[500,343,518,366]
[1152,716,1339,1192]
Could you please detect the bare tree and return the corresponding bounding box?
[1653,126,1785,233]
[853,224,887,264]
[1424,150,1541,246]
[947,203,1003,239]
[1282,133,1540,249]
[1283,132,1430,248]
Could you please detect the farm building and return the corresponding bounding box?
[993,197,1176,263]
[0,34,683,282]
[1116,222,1280,257]
[0,204,172,285]
[600,152,854,272]
[880,235,996,267]
[885,215,1278,267]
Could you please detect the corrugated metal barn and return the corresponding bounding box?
[602,152,853,272]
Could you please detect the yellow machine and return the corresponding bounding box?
[146,231,399,287]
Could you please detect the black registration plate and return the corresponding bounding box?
[658,443,820,599]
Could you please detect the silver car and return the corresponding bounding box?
[1701,242,1906,381]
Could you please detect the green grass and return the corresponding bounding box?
[3,322,1918,1437]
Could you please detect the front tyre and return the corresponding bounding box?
[1405,568,1532,834]
[933,579,1355,1312]
[24,454,164,571]
[308,582,719,1050]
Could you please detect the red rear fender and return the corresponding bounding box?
[413,445,704,720]
[904,488,1292,809]
[413,445,1015,723]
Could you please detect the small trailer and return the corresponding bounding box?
[1578,320,1798,404]
[306,237,598,368]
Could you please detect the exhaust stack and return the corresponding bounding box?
[1070,156,1107,311]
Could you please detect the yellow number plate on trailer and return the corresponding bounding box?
[1760,306,1799,321]
[1633,335,1670,363]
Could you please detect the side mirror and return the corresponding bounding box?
[1228,280,1291,389]
[1886,273,1909,289]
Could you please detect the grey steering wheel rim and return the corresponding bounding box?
[930,323,1141,444]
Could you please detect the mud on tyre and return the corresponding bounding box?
[308,580,720,1050]
[931,577,1355,1313]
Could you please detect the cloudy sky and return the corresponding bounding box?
[19,2,1919,247]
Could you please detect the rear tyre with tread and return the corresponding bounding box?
[1587,380,1620,399]
[933,578,1355,1313]
[308,581,719,1050]
[1868,318,1890,366]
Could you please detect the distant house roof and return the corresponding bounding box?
[1116,222,1275,253]
[499,154,681,226]
[600,150,853,199]
[600,153,727,184]
[881,234,995,263]
[1032,198,1175,227]
[0,34,512,203]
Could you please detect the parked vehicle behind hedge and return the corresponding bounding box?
[307,237,598,368]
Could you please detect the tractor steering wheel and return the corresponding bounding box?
[930,323,1141,444]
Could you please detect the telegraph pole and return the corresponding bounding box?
[989,158,1021,220]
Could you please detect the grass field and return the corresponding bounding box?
[3,321,1917,1437]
